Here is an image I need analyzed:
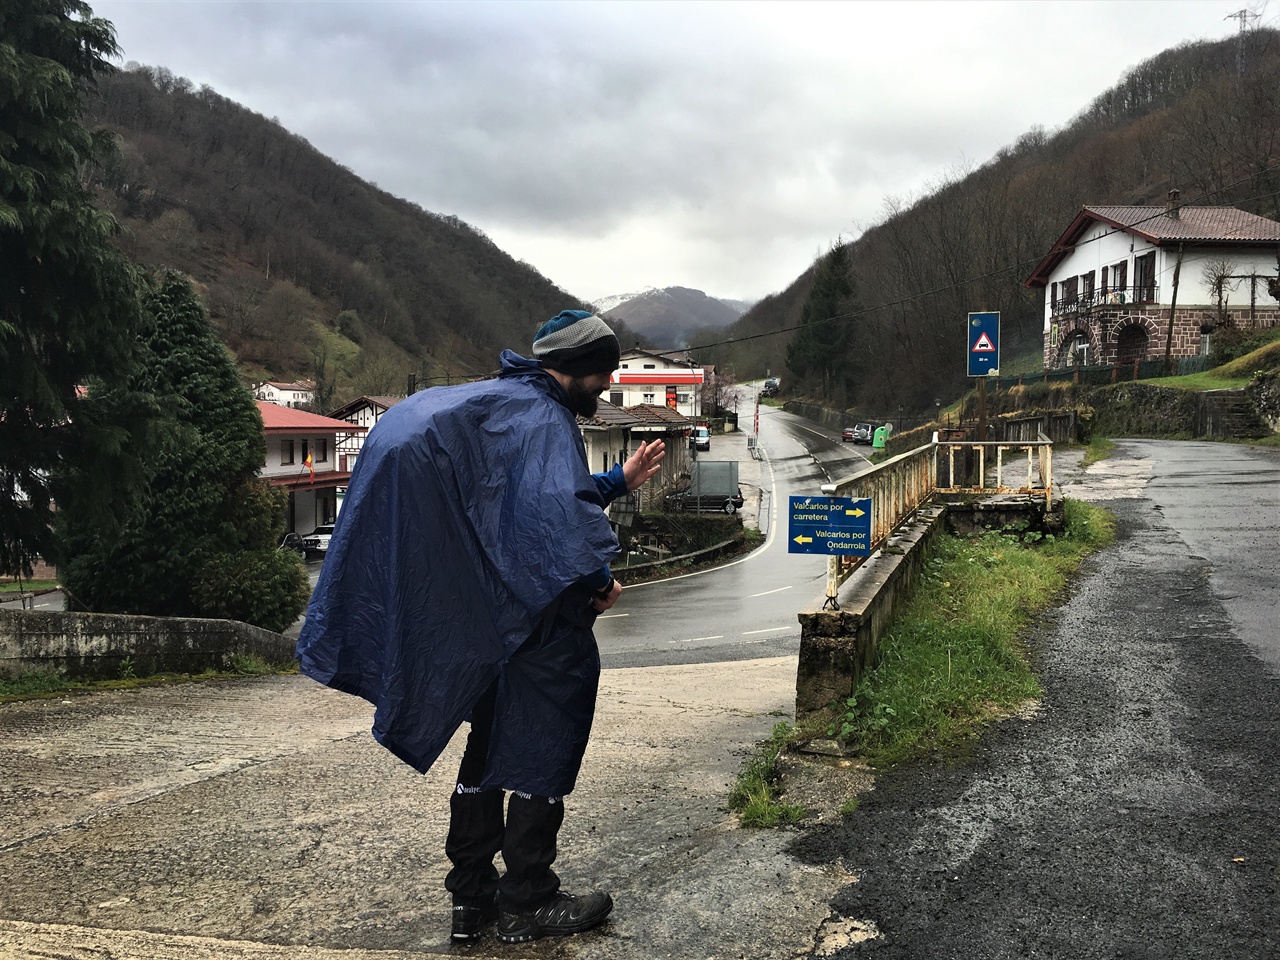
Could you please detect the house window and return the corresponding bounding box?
[677,393,691,404]
[281,440,295,465]
[1101,265,1109,294]
[315,439,328,463]
[1113,260,1128,296]
[643,364,656,369]
[1081,270,1095,302]
[1134,253,1156,302]
[301,440,310,464]
[610,391,623,406]
[642,392,655,404]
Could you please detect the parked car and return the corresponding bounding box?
[301,524,335,554]
[841,426,856,442]
[849,422,875,445]
[278,532,305,554]
[761,377,779,398]
[692,426,711,451]
[665,486,745,514]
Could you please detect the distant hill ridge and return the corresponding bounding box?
[597,286,752,349]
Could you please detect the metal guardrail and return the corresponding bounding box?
[817,433,1053,604]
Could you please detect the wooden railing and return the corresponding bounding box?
[817,433,1053,603]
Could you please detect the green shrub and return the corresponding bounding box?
[192,548,310,633]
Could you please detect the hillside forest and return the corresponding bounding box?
[80,27,1280,417]
[702,27,1280,416]
[81,65,646,410]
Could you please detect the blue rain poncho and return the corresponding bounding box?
[296,351,623,795]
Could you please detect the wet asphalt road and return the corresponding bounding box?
[793,441,1280,959]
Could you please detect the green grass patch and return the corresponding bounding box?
[825,499,1115,768]
[1141,371,1252,390]
[1216,339,1280,378]
[0,655,298,702]
[729,721,806,827]
[1080,436,1116,467]
[0,579,58,594]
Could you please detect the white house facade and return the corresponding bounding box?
[608,349,705,419]
[254,380,316,408]
[1026,203,1280,368]
[327,395,403,473]
[258,401,364,534]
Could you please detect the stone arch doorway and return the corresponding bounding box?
[1116,324,1150,365]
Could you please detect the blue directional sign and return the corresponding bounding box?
[967,311,1000,377]
[788,496,872,556]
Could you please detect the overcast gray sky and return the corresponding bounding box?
[91,0,1268,305]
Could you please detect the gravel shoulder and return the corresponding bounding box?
[790,445,1280,959]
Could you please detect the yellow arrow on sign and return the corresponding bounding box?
[845,507,866,517]
[793,535,813,545]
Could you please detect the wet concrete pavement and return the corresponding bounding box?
[3,440,1278,959]
[0,658,842,959]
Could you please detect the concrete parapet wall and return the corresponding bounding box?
[795,505,946,718]
[0,610,295,680]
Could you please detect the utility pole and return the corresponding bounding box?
[1225,9,1258,76]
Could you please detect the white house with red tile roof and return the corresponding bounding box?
[607,349,705,418]
[258,401,365,534]
[1026,202,1280,369]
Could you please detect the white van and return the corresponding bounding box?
[692,426,711,451]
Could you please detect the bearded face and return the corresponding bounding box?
[562,372,612,418]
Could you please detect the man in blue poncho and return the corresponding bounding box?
[296,310,664,945]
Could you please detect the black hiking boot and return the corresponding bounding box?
[496,890,613,944]
[450,896,498,943]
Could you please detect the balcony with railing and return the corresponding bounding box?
[1051,284,1157,317]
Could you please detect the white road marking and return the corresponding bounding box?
[749,586,792,598]
[743,626,792,635]
[597,613,629,619]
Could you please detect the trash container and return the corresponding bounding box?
[872,425,888,449]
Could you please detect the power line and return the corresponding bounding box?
[685,162,1280,355]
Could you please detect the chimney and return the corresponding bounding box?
[1166,188,1181,219]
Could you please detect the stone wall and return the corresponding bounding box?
[0,610,295,680]
[1043,304,1280,369]
[1246,371,1280,430]
[795,506,945,718]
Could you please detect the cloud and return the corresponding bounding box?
[93,0,1252,301]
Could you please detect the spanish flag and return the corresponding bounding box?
[304,450,314,481]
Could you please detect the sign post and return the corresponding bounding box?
[967,311,1000,441]
[787,496,872,556]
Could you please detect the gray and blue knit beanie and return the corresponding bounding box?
[532,310,621,377]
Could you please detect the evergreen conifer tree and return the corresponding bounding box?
[786,242,857,404]
[1,1,146,577]
[59,272,309,632]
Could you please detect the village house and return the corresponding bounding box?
[326,395,403,473]
[609,348,705,419]
[253,379,316,408]
[257,402,364,534]
[618,403,694,511]
[1026,199,1280,369]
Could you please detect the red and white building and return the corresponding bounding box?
[258,401,364,534]
[608,349,705,419]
